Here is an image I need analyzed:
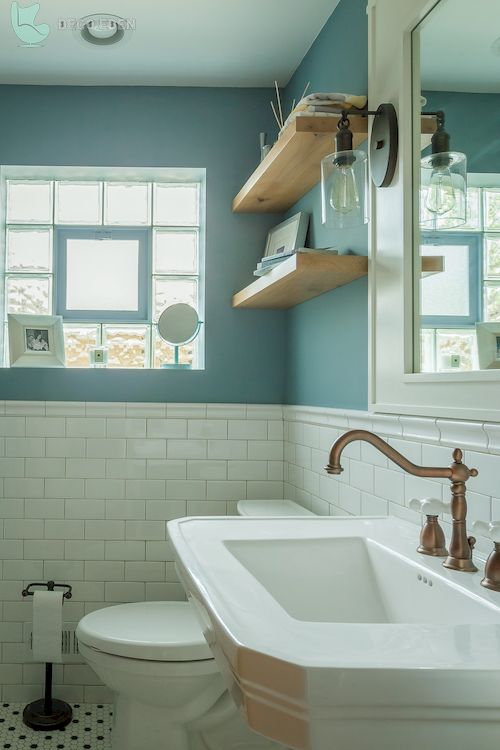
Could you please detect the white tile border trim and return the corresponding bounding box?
[284,406,494,456]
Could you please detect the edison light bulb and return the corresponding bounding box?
[425,166,456,215]
[321,148,368,228]
[329,165,360,214]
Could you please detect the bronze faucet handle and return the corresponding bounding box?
[409,498,449,557]
[473,521,500,544]
[473,522,500,592]
[409,497,449,517]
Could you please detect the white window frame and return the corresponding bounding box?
[55,226,150,323]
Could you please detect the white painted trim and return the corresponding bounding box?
[369,0,500,422]
[403,371,500,383]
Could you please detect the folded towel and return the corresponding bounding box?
[294,101,347,112]
[304,104,357,113]
[303,92,367,108]
[296,111,344,117]
[282,92,367,131]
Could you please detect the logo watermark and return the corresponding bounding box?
[11,1,50,47]
[58,17,136,32]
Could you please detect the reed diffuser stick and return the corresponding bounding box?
[270,101,282,130]
[274,80,284,128]
[300,81,311,101]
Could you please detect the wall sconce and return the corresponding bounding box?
[321,103,398,230]
[420,110,467,230]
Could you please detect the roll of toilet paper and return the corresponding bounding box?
[32,590,64,663]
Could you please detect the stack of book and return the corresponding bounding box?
[253,248,338,277]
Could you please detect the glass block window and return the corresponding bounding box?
[420,329,476,372]
[420,185,500,371]
[3,175,203,369]
[422,187,500,326]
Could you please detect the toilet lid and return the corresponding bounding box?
[76,601,214,662]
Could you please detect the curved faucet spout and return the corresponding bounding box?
[325,429,479,573]
[326,429,455,478]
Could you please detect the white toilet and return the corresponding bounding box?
[76,500,314,750]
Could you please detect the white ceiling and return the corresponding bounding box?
[1,0,340,86]
[420,0,500,93]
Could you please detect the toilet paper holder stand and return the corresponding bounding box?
[22,580,72,600]
[21,580,73,731]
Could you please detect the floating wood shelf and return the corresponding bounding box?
[233,115,437,214]
[233,115,368,214]
[232,252,368,309]
[232,252,444,310]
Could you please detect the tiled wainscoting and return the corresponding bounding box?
[2,399,500,703]
[0,401,284,703]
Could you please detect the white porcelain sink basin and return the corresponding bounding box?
[225,535,500,626]
[168,517,500,750]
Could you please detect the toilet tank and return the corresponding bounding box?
[236,499,315,517]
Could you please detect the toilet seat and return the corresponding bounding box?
[77,601,213,662]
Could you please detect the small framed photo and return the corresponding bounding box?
[263,211,310,261]
[476,322,500,370]
[8,314,66,368]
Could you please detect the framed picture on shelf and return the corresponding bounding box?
[476,322,500,370]
[263,211,310,261]
[8,314,66,368]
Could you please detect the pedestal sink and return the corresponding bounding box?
[167,516,500,750]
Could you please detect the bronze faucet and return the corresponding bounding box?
[325,429,479,573]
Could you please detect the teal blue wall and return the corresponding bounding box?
[423,91,500,173]
[0,85,285,402]
[283,0,369,409]
[1,0,372,407]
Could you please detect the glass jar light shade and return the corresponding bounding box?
[420,151,467,230]
[321,149,369,229]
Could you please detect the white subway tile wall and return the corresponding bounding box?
[0,401,284,703]
[2,400,500,704]
[283,406,498,564]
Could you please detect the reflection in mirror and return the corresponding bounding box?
[412,0,500,373]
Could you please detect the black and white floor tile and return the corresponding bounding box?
[0,704,112,749]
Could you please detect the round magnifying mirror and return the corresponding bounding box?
[158,303,200,345]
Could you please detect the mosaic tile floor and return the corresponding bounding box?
[0,703,112,750]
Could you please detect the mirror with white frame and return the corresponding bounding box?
[412,0,500,374]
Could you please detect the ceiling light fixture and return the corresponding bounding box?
[77,14,131,47]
